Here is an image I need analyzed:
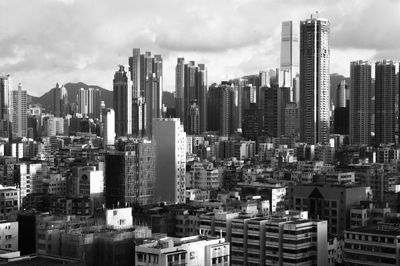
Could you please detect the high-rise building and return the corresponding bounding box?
[242,103,263,140]
[175,60,207,134]
[284,102,298,136]
[12,83,27,137]
[153,118,186,204]
[105,139,155,207]
[299,13,330,144]
[207,82,235,136]
[77,87,101,119]
[350,61,371,145]
[263,85,278,137]
[281,21,299,90]
[375,60,396,145]
[175,57,185,123]
[53,83,68,117]
[113,65,132,137]
[129,49,163,137]
[103,108,115,147]
[0,75,11,121]
[334,80,349,135]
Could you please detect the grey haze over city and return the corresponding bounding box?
[1,0,399,96]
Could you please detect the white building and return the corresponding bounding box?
[105,207,133,230]
[153,118,186,204]
[103,108,115,147]
[135,235,230,266]
[0,221,18,251]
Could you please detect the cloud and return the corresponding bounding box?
[0,0,398,96]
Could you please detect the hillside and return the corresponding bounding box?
[30,82,113,111]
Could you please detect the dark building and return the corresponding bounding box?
[350,61,372,145]
[263,85,278,137]
[105,139,155,208]
[242,103,263,140]
[334,80,349,135]
[375,60,396,145]
[334,107,349,135]
[290,184,371,235]
[207,82,235,136]
[113,65,131,137]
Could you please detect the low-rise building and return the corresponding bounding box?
[135,235,230,266]
[344,224,400,265]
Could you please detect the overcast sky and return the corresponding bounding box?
[1,0,399,96]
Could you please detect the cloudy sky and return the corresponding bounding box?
[1,0,399,96]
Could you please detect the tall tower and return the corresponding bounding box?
[349,61,371,145]
[175,58,185,122]
[177,60,208,134]
[103,108,115,147]
[77,88,100,119]
[375,60,396,145]
[53,83,68,117]
[281,21,299,90]
[153,118,186,204]
[12,83,27,137]
[113,65,132,137]
[207,82,235,136]
[0,75,11,121]
[129,49,162,137]
[299,13,330,144]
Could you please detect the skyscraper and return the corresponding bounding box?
[299,13,330,144]
[77,87,101,119]
[334,80,349,135]
[113,65,132,137]
[350,61,371,145]
[12,83,27,138]
[264,85,278,137]
[207,82,235,136]
[105,139,155,207]
[53,83,68,117]
[129,49,163,137]
[153,118,186,204]
[0,75,11,121]
[375,60,396,145]
[175,58,185,122]
[103,108,115,147]
[175,60,207,134]
[281,21,299,90]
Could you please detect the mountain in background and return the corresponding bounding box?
[29,82,177,112]
[29,82,113,111]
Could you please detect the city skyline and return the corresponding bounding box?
[1,0,400,96]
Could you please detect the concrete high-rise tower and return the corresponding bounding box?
[299,13,330,144]
[113,65,132,137]
[103,108,115,147]
[375,60,396,145]
[53,83,68,117]
[153,118,186,204]
[175,58,185,122]
[176,60,207,134]
[281,21,299,94]
[12,83,27,137]
[349,61,371,145]
[0,75,11,121]
[129,49,163,137]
